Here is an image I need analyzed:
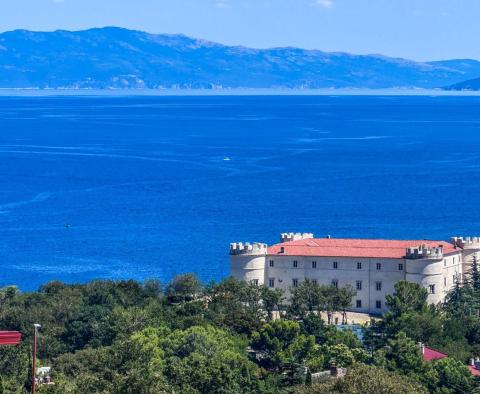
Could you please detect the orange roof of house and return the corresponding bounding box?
[267,238,458,259]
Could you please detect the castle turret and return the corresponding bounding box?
[280,233,314,243]
[405,244,445,305]
[451,236,480,250]
[451,236,480,275]
[229,242,267,285]
[405,244,444,260]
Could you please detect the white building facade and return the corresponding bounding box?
[230,234,480,314]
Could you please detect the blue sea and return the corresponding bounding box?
[2,94,480,291]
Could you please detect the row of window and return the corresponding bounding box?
[279,278,384,290]
[251,282,385,309]
[258,280,435,307]
[444,257,458,267]
[355,299,382,309]
[269,260,403,271]
[261,278,437,295]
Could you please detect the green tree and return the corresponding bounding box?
[262,286,284,321]
[429,357,473,394]
[384,308,443,343]
[336,285,356,324]
[205,277,262,334]
[166,273,202,303]
[468,255,480,293]
[296,363,428,394]
[251,320,315,371]
[323,285,340,325]
[243,282,267,322]
[385,281,428,318]
[289,280,325,317]
[374,332,425,375]
[161,325,262,393]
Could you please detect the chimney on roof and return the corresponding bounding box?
[330,363,338,377]
[280,247,285,254]
[418,342,425,355]
[475,358,480,370]
[471,358,475,366]
[326,234,331,239]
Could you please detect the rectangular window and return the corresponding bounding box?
[376,281,382,291]
[251,279,259,286]
[453,275,455,283]
[429,285,435,294]
[269,278,275,288]
[398,263,403,271]
[444,277,447,286]
[444,259,447,267]
[356,280,362,290]
[376,300,382,309]
[357,262,362,270]
[312,261,317,269]
[293,260,298,268]
[292,278,298,287]
[376,263,382,270]
[269,260,274,267]
[356,300,362,308]
[331,280,338,288]
[333,261,338,269]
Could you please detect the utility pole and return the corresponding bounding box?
[31,324,41,394]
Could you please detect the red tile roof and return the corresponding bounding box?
[423,346,480,376]
[267,238,458,259]
[0,331,21,346]
[423,346,448,362]
[469,365,480,376]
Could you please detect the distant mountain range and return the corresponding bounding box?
[0,27,480,90]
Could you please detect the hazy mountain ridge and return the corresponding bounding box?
[1,27,480,89]
[445,76,480,90]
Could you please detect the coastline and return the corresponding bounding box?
[1,87,480,97]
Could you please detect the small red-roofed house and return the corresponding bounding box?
[0,331,21,346]
[421,344,448,362]
[421,342,480,377]
[469,365,480,376]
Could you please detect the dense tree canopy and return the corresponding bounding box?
[1,276,480,393]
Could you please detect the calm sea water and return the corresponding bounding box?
[2,95,480,290]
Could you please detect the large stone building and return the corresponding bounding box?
[230,233,480,314]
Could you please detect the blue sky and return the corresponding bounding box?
[2,0,479,61]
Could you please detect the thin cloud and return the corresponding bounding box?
[215,0,231,8]
[314,0,333,8]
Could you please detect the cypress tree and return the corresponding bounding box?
[470,255,480,292]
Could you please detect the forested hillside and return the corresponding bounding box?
[1,271,480,393]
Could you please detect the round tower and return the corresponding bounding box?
[405,244,445,304]
[451,236,480,275]
[229,242,267,285]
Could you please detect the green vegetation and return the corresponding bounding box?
[1,272,480,393]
